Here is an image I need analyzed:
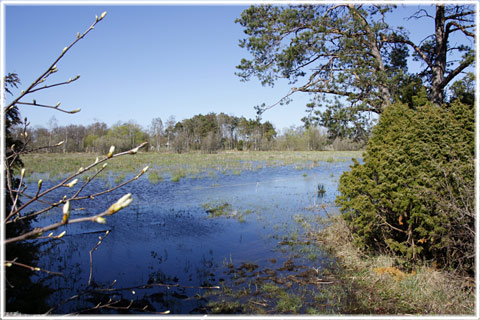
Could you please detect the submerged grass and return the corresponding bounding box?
[20,150,362,182]
[316,214,475,315]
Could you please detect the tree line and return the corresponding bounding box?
[13,113,363,154]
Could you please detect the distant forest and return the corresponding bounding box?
[13,112,364,154]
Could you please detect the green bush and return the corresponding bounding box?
[336,100,474,274]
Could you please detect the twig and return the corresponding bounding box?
[71,163,108,199]
[250,300,269,307]
[9,158,147,225]
[94,282,221,293]
[6,140,65,160]
[73,162,148,201]
[88,230,110,286]
[16,101,80,114]
[5,259,64,276]
[69,298,170,315]
[27,76,81,94]
[257,89,297,115]
[5,192,133,244]
[8,168,25,218]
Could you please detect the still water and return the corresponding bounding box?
[12,159,355,314]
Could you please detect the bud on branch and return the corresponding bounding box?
[107,146,115,158]
[106,193,133,215]
[62,201,71,224]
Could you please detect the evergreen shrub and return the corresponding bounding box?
[336,100,474,274]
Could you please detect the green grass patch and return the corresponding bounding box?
[147,170,163,184]
[170,169,186,182]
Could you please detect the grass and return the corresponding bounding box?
[20,150,363,182]
[147,170,163,184]
[261,283,303,313]
[170,169,186,182]
[316,214,475,315]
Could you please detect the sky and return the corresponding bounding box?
[3,2,476,132]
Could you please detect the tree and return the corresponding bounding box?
[449,72,475,105]
[236,4,475,141]
[85,121,108,152]
[150,117,164,151]
[164,115,176,151]
[4,73,23,211]
[400,5,476,105]
[106,121,148,152]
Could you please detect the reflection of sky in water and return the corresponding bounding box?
[25,160,354,314]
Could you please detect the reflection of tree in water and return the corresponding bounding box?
[16,242,221,314]
[142,248,220,313]
[5,217,55,313]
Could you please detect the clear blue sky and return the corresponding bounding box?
[3,3,473,132]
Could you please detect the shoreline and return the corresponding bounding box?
[315,213,475,315]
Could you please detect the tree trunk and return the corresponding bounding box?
[348,5,392,111]
[431,5,447,106]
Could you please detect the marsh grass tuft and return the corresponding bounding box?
[170,169,186,182]
[147,170,163,184]
[201,202,250,223]
[202,202,232,217]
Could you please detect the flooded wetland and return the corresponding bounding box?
[13,151,363,314]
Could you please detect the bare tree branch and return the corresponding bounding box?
[88,230,110,286]
[5,141,148,223]
[5,192,133,244]
[445,10,475,21]
[27,76,81,94]
[440,54,475,89]
[16,101,81,114]
[5,258,64,276]
[5,13,106,114]
[446,21,475,38]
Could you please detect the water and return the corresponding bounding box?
[8,160,354,314]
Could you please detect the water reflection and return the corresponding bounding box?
[9,161,354,314]
[5,218,55,314]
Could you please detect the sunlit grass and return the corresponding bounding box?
[316,214,475,315]
[21,150,363,182]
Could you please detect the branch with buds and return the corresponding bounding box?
[3,11,150,246]
[5,258,64,277]
[3,11,164,315]
[4,11,107,115]
[5,193,135,244]
[5,141,148,225]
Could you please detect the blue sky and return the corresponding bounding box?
[3,3,475,132]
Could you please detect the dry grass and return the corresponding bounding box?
[317,215,475,315]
